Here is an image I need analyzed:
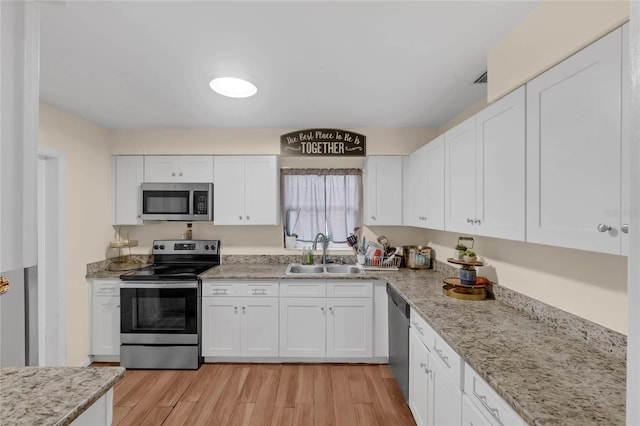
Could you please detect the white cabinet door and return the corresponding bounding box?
[475,87,526,241]
[179,156,214,182]
[461,394,491,426]
[241,297,279,357]
[445,117,476,234]
[424,136,445,230]
[214,156,279,225]
[213,156,246,225]
[409,328,431,426]
[201,297,241,357]
[326,297,372,358]
[364,156,403,226]
[526,28,622,254]
[91,297,120,356]
[244,156,280,225]
[621,23,630,256]
[279,298,326,357]
[430,352,463,426]
[408,144,429,227]
[112,156,143,225]
[144,156,213,182]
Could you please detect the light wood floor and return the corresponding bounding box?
[94,363,416,426]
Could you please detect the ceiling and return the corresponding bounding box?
[39,1,539,130]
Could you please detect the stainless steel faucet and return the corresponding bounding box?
[312,233,330,264]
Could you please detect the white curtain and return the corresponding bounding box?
[284,171,360,243]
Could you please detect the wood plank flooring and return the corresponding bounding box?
[94,363,416,426]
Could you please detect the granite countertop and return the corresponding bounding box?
[0,366,125,426]
[84,260,626,424]
[199,263,626,425]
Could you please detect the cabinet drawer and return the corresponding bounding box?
[327,281,373,298]
[202,282,237,297]
[92,280,120,296]
[464,364,525,426]
[241,282,279,297]
[432,332,463,390]
[410,308,436,348]
[280,281,326,297]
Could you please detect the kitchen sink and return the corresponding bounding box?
[285,263,365,275]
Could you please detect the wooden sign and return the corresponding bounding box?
[280,129,366,157]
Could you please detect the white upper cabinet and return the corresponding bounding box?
[443,87,526,241]
[621,23,630,256]
[444,117,477,234]
[144,156,214,183]
[112,156,144,225]
[213,156,280,225]
[526,28,623,254]
[408,136,445,230]
[364,156,404,226]
[475,86,526,241]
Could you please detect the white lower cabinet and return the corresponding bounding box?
[409,307,463,426]
[464,364,525,426]
[279,280,373,359]
[201,281,279,357]
[90,280,120,358]
[462,394,491,426]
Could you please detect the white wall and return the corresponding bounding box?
[39,103,113,366]
[488,0,630,102]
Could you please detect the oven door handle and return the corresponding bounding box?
[120,281,198,289]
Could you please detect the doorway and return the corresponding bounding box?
[37,147,67,366]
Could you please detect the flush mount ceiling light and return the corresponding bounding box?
[209,77,257,98]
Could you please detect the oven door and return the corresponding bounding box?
[120,282,200,345]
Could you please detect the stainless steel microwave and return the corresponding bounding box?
[140,182,213,221]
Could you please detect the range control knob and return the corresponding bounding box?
[159,245,165,250]
[205,245,210,250]
[153,245,159,249]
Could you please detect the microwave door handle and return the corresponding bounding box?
[189,190,194,215]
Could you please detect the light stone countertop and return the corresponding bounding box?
[0,366,125,426]
[84,260,626,424]
[199,263,626,425]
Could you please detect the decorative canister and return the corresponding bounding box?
[459,266,477,285]
[402,246,432,269]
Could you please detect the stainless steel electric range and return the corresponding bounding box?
[119,239,220,370]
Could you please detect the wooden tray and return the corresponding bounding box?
[446,257,483,267]
[443,276,488,288]
[443,284,486,301]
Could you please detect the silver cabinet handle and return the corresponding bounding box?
[329,306,333,312]
[242,306,246,313]
[473,386,502,425]
[246,215,250,220]
[321,307,325,312]
[597,223,612,232]
[419,362,426,368]
[212,288,228,295]
[252,289,267,295]
[239,215,243,220]
[171,172,175,176]
[234,306,238,312]
[372,216,376,220]
[622,224,629,234]
[434,346,450,368]
[474,219,481,224]
[116,305,120,309]
[466,218,473,224]
[179,172,183,176]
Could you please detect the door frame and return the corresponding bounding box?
[37,146,67,366]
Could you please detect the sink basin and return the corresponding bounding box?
[285,263,365,275]
[287,264,325,274]
[325,265,364,274]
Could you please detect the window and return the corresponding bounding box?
[283,169,361,249]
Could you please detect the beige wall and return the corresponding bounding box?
[39,103,113,366]
[487,0,630,102]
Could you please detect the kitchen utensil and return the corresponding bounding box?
[347,234,358,248]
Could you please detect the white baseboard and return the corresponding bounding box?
[77,357,92,367]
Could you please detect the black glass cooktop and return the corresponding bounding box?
[120,263,217,281]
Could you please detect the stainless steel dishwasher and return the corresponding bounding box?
[387,284,410,401]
